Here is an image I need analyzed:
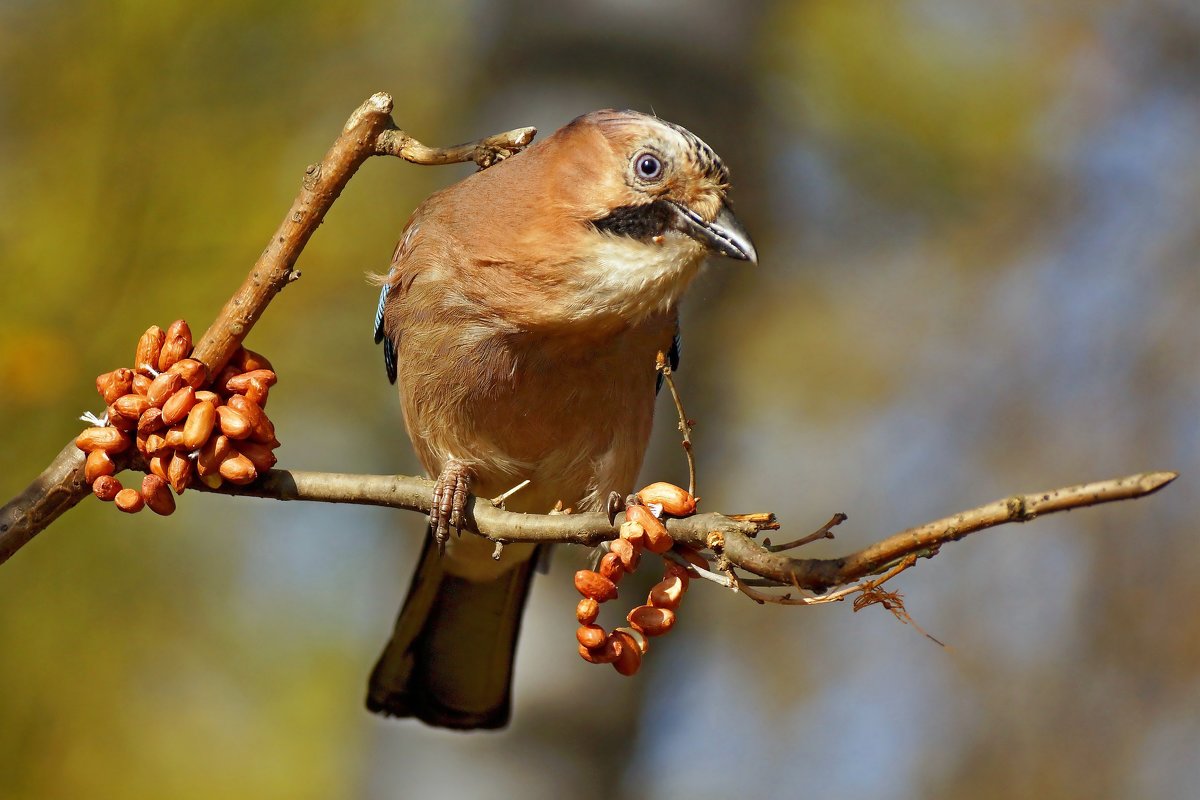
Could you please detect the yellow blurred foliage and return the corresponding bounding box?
[765,2,1069,194]
[0,330,77,407]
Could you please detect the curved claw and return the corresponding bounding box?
[430,459,473,553]
[606,491,627,527]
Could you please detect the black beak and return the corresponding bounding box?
[671,201,757,264]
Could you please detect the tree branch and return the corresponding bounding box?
[0,93,535,565]
[0,441,94,563]
[193,467,1177,594]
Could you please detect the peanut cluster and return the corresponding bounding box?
[573,481,702,676]
[76,320,279,515]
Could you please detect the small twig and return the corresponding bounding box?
[664,550,734,588]
[376,125,536,169]
[765,512,847,552]
[656,350,696,498]
[490,479,531,508]
[727,554,915,606]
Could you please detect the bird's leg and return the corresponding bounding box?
[430,458,473,552]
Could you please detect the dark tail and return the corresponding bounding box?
[366,537,537,730]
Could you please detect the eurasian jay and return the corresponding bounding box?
[368,109,755,729]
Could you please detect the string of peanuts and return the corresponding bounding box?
[75,320,280,515]
[574,481,705,676]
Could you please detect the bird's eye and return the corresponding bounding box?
[634,152,663,181]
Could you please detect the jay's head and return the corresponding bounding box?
[422,109,755,328]
[571,109,756,266]
[496,109,756,324]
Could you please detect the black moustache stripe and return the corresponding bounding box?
[590,201,675,240]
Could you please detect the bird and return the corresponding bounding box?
[367,109,755,730]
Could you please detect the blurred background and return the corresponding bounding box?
[2,1,1198,798]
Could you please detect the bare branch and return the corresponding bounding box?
[187,467,1177,593]
[739,471,1178,591]
[375,124,536,168]
[0,441,95,563]
[765,512,847,552]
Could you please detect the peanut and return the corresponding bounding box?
[648,575,686,610]
[636,481,697,516]
[234,346,273,372]
[619,519,646,548]
[626,504,672,554]
[578,640,620,665]
[84,449,115,483]
[164,425,186,449]
[92,475,122,501]
[105,405,136,432]
[141,432,167,457]
[225,368,277,393]
[167,358,207,390]
[576,625,606,650]
[576,597,600,625]
[134,325,165,376]
[237,439,277,473]
[611,631,642,676]
[226,394,263,429]
[161,386,197,425]
[218,451,257,485]
[628,605,676,637]
[598,551,624,583]
[157,319,192,372]
[181,399,216,449]
[146,371,184,408]
[663,559,693,590]
[96,368,134,404]
[141,474,176,516]
[114,487,144,513]
[137,407,165,435]
[167,451,193,494]
[216,405,252,439]
[75,426,129,454]
[148,455,169,482]
[574,569,618,603]
[196,434,231,477]
[609,538,641,572]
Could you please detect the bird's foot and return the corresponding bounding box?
[430,459,473,553]
[606,491,639,526]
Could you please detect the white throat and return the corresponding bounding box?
[565,231,705,323]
